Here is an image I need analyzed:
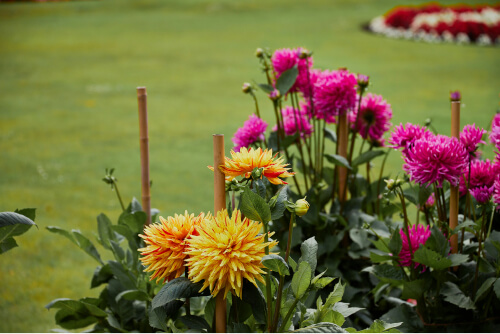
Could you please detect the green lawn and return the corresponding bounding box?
[0,0,499,331]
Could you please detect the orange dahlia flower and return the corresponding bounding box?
[216,147,295,185]
[185,209,277,299]
[139,211,204,283]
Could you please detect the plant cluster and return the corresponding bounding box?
[44,47,500,332]
[369,3,500,46]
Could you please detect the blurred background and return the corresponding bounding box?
[0,0,499,331]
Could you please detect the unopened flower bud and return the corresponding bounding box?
[424,118,432,127]
[251,167,264,179]
[242,82,252,94]
[357,74,369,89]
[295,198,309,217]
[255,48,264,58]
[269,89,281,101]
[385,179,395,190]
[298,48,311,59]
[450,90,461,102]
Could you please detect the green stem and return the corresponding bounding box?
[264,224,273,331]
[113,181,126,212]
[473,207,487,300]
[376,149,391,217]
[278,297,300,332]
[398,187,415,278]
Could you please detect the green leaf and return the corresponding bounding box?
[357,320,402,333]
[14,208,36,221]
[494,279,500,300]
[448,253,469,267]
[401,279,429,300]
[152,277,209,309]
[292,322,348,333]
[72,230,104,265]
[97,213,114,250]
[239,187,271,223]
[292,261,312,299]
[325,281,345,308]
[231,323,252,333]
[350,228,370,248]
[90,264,113,288]
[324,154,351,170]
[241,279,267,324]
[0,212,36,254]
[351,150,385,167]
[257,83,274,93]
[108,260,136,290]
[371,264,405,284]
[270,185,288,220]
[413,246,452,270]
[370,251,394,263]
[46,226,77,245]
[388,228,402,256]
[380,304,423,333]
[116,289,151,302]
[149,305,171,331]
[440,282,476,310]
[289,256,298,272]
[474,277,497,303]
[180,315,211,331]
[110,240,125,262]
[332,302,363,318]
[425,225,449,256]
[262,254,290,276]
[119,211,147,235]
[324,127,337,143]
[46,298,108,317]
[0,237,18,254]
[313,277,336,290]
[276,66,298,96]
[299,237,318,275]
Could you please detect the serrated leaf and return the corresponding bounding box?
[401,279,429,300]
[413,246,452,270]
[240,187,271,223]
[324,154,351,170]
[152,277,209,309]
[448,253,469,267]
[474,277,497,303]
[325,281,345,308]
[299,237,318,275]
[72,230,103,265]
[276,66,298,96]
[270,185,288,220]
[292,322,348,333]
[440,282,476,310]
[262,254,290,276]
[292,261,312,299]
[351,150,385,167]
[372,264,405,284]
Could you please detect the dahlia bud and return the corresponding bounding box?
[385,179,395,190]
[251,167,264,180]
[357,74,370,89]
[242,82,252,94]
[269,89,281,101]
[298,48,311,59]
[255,48,264,58]
[450,90,461,102]
[294,198,310,217]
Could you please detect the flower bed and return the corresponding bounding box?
[369,3,500,46]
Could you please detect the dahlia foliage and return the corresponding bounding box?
[370,3,500,46]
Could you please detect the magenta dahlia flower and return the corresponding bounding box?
[388,123,432,151]
[470,185,494,204]
[492,113,500,129]
[490,125,500,152]
[300,68,322,100]
[313,69,357,123]
[459,159,497,196]
[450,91,461,102]
[232,114,268,151]
[403,134,468,188]
[460,124,486,156]
[350,93,392,142]
[272,106,313,138]
[271,47,313,95]
[399,224,431,268]
[494,177,500,208]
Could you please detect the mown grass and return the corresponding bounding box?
[0,0,498,331]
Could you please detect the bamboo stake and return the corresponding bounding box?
[337,113,348,204]
[213,134,227,333]
[450,101,460,254]
[137,87,151,226]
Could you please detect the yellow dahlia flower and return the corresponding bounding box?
[185,209,278,299]
[216,147,295,185]
[139,211,204,283]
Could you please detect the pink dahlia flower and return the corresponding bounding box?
[272,106,313,138]
[403,134,468,188]
[271,47,313,95]
[490,125,500,152]
[470,185,494,204]
[300,68,322,100]
[459,159,497,196]
[492,113,500,129]
[350,93,392,142]
[460,124,486,156]
[494,177,500,208]
[388,123,432,151]
[399,224,431,268]
[232,114,267,151]
[313,69,357,123]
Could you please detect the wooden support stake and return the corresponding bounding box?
[213,134,227,333]
[450,101,460,254]
[338,113,348,203]
[137,87,151,226]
